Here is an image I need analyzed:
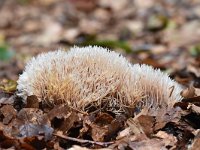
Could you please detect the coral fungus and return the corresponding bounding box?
[17,46,182,114]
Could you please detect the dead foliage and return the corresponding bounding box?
[1,0,200,149]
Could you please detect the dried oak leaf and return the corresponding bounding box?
[127,113,155,136]
[116,127,131,140]
[82,114,110,142]
[126,118,146,135]
[45,104,78,133]
[154,107,182,131]
[81,113,124,142]
[155,131,177,148]
[0,130,17,149]
[187,104,200,114]
[25,95,39,108]
[135,115,155,136]
[19,123,53,141]
[0,92,15,105]
[17,108,53,140]
[17,108,44,124]
[189,130,200,150]
[181,86,196,98]
[0,105,16,125]
[128,138,167,150]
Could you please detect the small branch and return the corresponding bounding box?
[53,133,114,147]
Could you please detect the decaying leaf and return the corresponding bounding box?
[17,108,44,124]
[25,95,39,108]
[19,123,53,141]
[189,130,200,150]
[154,107,182,130]
[0,93,15,105]
[155,131,177,147]
[128,138,168,150]
[0,105,16,125]
[0,79,17,93]
[127,115,154,136]
[181,86,196,98]
[187,104,200,114]
[16,108,53,140]
[1,0,200,149]
[45,104,78,133]
[81,113,123,142]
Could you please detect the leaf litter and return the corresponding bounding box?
[1,0,200,149]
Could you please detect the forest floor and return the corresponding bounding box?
[0,0,200,149]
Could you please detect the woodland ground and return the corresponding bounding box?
[0,0,200,149]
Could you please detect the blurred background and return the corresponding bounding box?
[1,0,200,84]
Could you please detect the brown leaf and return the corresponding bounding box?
[116,127,131,140]
[94,113,114,125]
[187,59,200,78]
[127,118,147,136]
[190,130,200,150]
[92,114,114,141]
[106,119,124,141]
[19,123,53,141]
[116,134,170,150]
[137,115,155,136]
[0,130,16,149]
[154,107,182,131]
[188,104,200,114]
[16,108,53,140]
[181,86,196,98]
[0,92,15,105]
[0,105,16,125]
[127,115,155,137]
[17,108,44,124]
[155,131,177,147]
[69,0,97,12]
[182,96,200,103]
[81,113,124,142]
[128,138,166,150]
[0,129,51,149]
[46,104,78,133]
[91,123,108,142]
[25,95,39,108]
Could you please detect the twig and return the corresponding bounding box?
[53,133,114,146]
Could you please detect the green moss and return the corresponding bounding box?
[0,44,14,61]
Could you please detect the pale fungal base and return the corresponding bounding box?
[17,46,183,114]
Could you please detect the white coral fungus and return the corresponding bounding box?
[17,46,182,113]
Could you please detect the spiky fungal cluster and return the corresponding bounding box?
[17,46,183,114]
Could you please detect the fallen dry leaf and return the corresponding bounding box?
[25,95,39,108]
[1,0,200,149]
[189,130,200,150]
[181,86,196,98]
[155,131,177,147]
[0,105,16,125]
[154,107,182,131]
[187,104,200,114]
[128,138,166,150]
[19,123,53,141]
[45,104,78,133]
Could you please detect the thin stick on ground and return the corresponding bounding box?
[53,133,114,147]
